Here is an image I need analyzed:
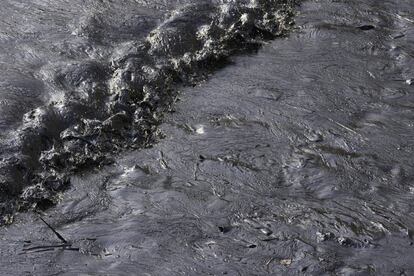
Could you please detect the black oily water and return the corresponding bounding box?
[0,0,298,224]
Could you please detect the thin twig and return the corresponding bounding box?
[22,244,69,252]
[38,216,68,244]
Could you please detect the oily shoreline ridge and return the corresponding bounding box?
[0,0,297,224]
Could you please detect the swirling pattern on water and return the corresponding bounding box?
[0,0,295,218]
[1,0,414,275]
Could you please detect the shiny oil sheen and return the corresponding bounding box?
[1,0,414,275]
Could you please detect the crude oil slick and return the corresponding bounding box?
[1,0,414,275]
